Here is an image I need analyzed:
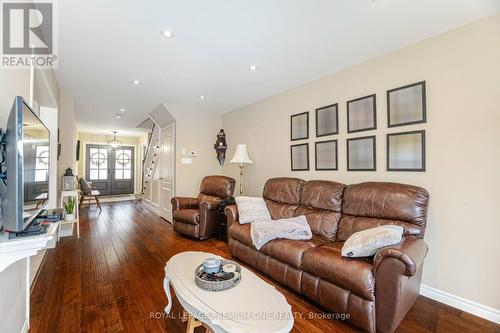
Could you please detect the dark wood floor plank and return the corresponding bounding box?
[29,201,500,333]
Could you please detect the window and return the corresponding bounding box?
[89,147,108,180]
[115,149,132,180]
[35,145,49,182]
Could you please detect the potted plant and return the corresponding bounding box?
[63,197,76,221]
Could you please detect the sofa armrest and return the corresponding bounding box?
[373,236,428,277]
[225,205,239,230]
[171,197,198,211]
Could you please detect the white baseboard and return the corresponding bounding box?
[420,284,500,324]
[142,200,160,215]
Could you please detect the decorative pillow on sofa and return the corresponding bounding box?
[234,196,271,224]
[341,225,404,257]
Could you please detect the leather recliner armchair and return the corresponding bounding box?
[171,175,235,240]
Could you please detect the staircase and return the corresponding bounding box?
[142,122,161,194]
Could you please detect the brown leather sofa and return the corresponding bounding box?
[172,175,235,240]
[226,177,429,333]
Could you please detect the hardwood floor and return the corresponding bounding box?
[30,201,499,333]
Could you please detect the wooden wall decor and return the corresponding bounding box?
[214,129,227,165]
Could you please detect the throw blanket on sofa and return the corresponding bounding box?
[250,215,312,250]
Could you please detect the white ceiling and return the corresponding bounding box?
[55,0,500,136]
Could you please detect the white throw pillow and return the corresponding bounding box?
[234,196,271,224]
[341,225,404,258]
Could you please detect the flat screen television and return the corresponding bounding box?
[1,96,50,232]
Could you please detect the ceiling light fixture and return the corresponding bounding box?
[161,29,175,38]
[248,65,259,71]
[132,79,141,85]
[115,113,122,119]
[200,95,206,100]
[108,131,122,149]
[119,108,126,112]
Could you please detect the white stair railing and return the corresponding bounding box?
[142,123,161,193]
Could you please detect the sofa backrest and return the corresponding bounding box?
[263,177,304,219]
[337,182,429,241]
[198,175,235,205]
[295,180,346,240]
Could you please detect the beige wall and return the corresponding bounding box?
[169,109,223,197]
[223,14,500,310]
[58,92,77,184]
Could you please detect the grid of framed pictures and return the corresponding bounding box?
[289,80,426,172]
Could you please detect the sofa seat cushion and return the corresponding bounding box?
[260,235,328,269]
[228,223,253,246]
[173,209,200,225]
[302,242,375,300]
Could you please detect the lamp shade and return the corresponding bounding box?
[230,144,253,164]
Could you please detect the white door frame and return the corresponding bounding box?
[159,122,175,222]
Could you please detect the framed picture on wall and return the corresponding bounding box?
[387,130,426,171]
[387,81,426,127]
[291,143,309,171]
[347,136,376,171]
[315,140,338,170]
[290,112,309,141]
[315,104,338,137]
[347,94,377,133]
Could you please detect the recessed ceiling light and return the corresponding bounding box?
[161,29,175,38]
[132,80,140,85]
[115,113,122,119]
[119,108,126,112]
[248,65,259,71]
[200,95,206,100]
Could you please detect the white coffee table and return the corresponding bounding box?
[164,251,294,333]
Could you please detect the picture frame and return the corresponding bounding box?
[315,140,338,170]
[387,130,426,171]
[290,112,309,141]
[387,81,426,127]
[315,103,338,137]
[347,94,377,133]
[347,135,376,171]
[291,143,309,171]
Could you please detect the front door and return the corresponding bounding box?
[86,144,135,195]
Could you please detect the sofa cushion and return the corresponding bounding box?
[263,177,304,219]
[341,225,404,257]
[259,236,327,269]
[199,175,235,198]
[295,180,346,240]
[338,182,429,241]
[302,242,375,300]
[173,209,200,225]
[228,223,252,246]
[234,196,271,224]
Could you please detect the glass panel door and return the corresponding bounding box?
[86,144,134,196]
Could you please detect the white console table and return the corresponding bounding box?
[0,222,59,273]
[0,223,59,333]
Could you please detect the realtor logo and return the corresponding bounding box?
[1,1,57,68]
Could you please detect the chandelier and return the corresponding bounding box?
[108,131,121,149]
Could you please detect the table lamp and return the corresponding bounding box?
[230,144,253,195]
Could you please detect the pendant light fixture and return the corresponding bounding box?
[108,131,121,149]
